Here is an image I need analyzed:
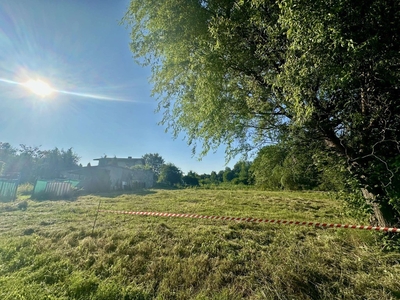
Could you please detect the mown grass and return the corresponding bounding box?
[0,189,399,299]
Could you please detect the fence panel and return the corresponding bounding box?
[33,180,80,198]
[0,180,18,202]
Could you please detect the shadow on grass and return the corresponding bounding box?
[30,191,80,202]
[29,188,157,202]
[81,189,157,199]
[152,183,182,190]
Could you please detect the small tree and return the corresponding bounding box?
[158,163,182,186]
[233,161,252,185]
[183,171,199,187]
[222,167,235,183]
[209,171,218,184]
[142,153,165,180]
[217,170,224,183]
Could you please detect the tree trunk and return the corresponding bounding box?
[361,188,391,227]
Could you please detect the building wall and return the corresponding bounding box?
[103,166,130,189]
[103,166,154,189]
[131,169,154,188]
[62,164,154,191]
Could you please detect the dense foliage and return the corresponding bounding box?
[251,144,346,191]
[0,142,79,183]
[158,163,183,186]
[142,153,165,180]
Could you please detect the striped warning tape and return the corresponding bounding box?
[98,209,400,233]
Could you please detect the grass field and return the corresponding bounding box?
[0,189,399,299]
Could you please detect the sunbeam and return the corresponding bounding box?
[0,78,22,86]
[0,77,133,102]
[57,90,131,102]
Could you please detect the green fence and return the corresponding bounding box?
[33,180,80,198]
[0,180,18,202]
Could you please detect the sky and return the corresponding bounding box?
[0,0,241,174]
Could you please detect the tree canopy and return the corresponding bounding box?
[142,153,165,180]
[0,143,80,183]
[158,163,183,186]
[250,144,343,191]
[125,0,400,226]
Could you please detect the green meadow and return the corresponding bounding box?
[0,189,399,299]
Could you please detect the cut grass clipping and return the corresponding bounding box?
[0,189,399,299]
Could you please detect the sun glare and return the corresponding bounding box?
[0,76,129,102]
[25,79,53,97]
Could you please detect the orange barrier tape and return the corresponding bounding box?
[98,210,400,233]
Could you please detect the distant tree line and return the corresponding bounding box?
[142,153,253,188]
[0,142,80,183]
[0,142,344,192]
[151,146,344,192]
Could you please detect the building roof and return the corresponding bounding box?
[64,166,108,175]
[93,157,145,168]
[93,157,143,162]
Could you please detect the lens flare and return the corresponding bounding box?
[24,79,53,97]
[0,77,134,102]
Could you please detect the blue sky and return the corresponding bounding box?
[0,0,241,174]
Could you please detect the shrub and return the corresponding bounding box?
[17,183,34,196]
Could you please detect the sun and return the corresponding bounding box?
[24,79,53,97]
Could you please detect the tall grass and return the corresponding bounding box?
[0,189,399,299]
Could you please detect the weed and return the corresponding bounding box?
[17,183,34,196]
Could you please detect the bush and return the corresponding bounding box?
[17,183,34,196]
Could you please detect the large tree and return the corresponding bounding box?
[124,0,400,226]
